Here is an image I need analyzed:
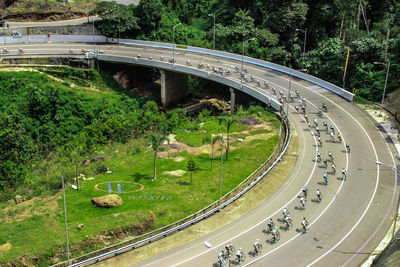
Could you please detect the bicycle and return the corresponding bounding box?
[253,243,263,255]
[234,251,246,264]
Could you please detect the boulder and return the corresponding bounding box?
[14,195,22,204]
[92,194,123,208]
[86,177,95,181]
[77,224,84,230]
[239,117,260,125]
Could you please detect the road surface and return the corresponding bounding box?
[1,43,398,267]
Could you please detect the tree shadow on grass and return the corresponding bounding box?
[177,181,191,186]
[131,173,152,183]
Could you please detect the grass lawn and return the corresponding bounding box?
[0,109,279,265]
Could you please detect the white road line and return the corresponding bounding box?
[143,116,308,267]
[342,116,398,266]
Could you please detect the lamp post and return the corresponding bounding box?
[373,61,390,117]
[241,37,255,86]
[172,23,182,63]
[286,69,293,116]
[208,13,216,50]
[219,134,224,206]
[62,176,70,266]
[295,28,307,70]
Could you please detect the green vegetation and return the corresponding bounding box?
[92,0,399,102]
[0,68,280,264]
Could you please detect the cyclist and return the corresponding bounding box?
[316,189,321,202]
[328,152,333,161]
[318,136,322,147]
[305,114,309,123]
[302,186,308,198]
[323,171,328,185]
[218,251,227,266]
[236,248,244,263]
[337,132,342,143]
[299,196,306,208]
[225,241,234,256]
[296,90,300,97]
[295,105,299,112]
[316,126,320,136]
[323,120,328,130]
[330,131,335,142]
[317,151,321,162]
[302,217,309,232]
[322,103,327,111]
[314,117,318,127]
[346,143,351,152]
[267,218,275,231]
[253,239,262,254]
[271,227,280,242]
[330,124,335,133]
[331,163,336,174]
[284,213,292,229]
[342,168,347,180]
[323,157,327,168]
[283,207,289,217]
[302,105,306,114]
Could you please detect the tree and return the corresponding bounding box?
[187,159,196,184]
[146,133,169,181]
[202,135,222,171]
[91,1,139,37]
[136,0,164,34]
[220,116,237,160]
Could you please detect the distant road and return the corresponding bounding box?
[3,16,101,28]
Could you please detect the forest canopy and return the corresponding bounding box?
[92,0,399,101]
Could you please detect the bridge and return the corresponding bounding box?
[1,36,398,267]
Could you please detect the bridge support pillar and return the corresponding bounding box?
[160,70,188,107]
[230,87,236,113]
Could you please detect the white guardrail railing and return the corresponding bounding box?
[1,35,353,102]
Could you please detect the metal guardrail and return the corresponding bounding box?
[115,39,354,102]
[56,112,290,267]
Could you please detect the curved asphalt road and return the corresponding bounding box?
[1,43,398,267]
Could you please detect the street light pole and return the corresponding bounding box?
[374,61,390,116]
[172,23,182,63]
[241,38,255,86]
[208,13,216,50]
[219,134,224,206]
[286,70,293,116]
[295,28,307,70]
[62,176,70,265]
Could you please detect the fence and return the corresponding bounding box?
[53,112,291,267]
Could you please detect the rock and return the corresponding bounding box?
[0,243,12,255]
[112,213,120,217]
[92,194,123,208]
[14,195,22,204]
[86,177,95,181]
[77,224,84,230]
[79,173,85,177]
[106,170,112,174]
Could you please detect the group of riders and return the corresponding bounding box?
[216,97,350,266]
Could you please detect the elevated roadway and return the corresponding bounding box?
[1,42,398,267]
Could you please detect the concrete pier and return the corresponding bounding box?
[160,70,188,107]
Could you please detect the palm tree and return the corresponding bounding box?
[222,116,237,160]
[146,133,169,181]
[202,135,222,171]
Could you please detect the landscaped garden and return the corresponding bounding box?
[0,67,280,265]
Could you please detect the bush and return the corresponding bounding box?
[96,164,108,175]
